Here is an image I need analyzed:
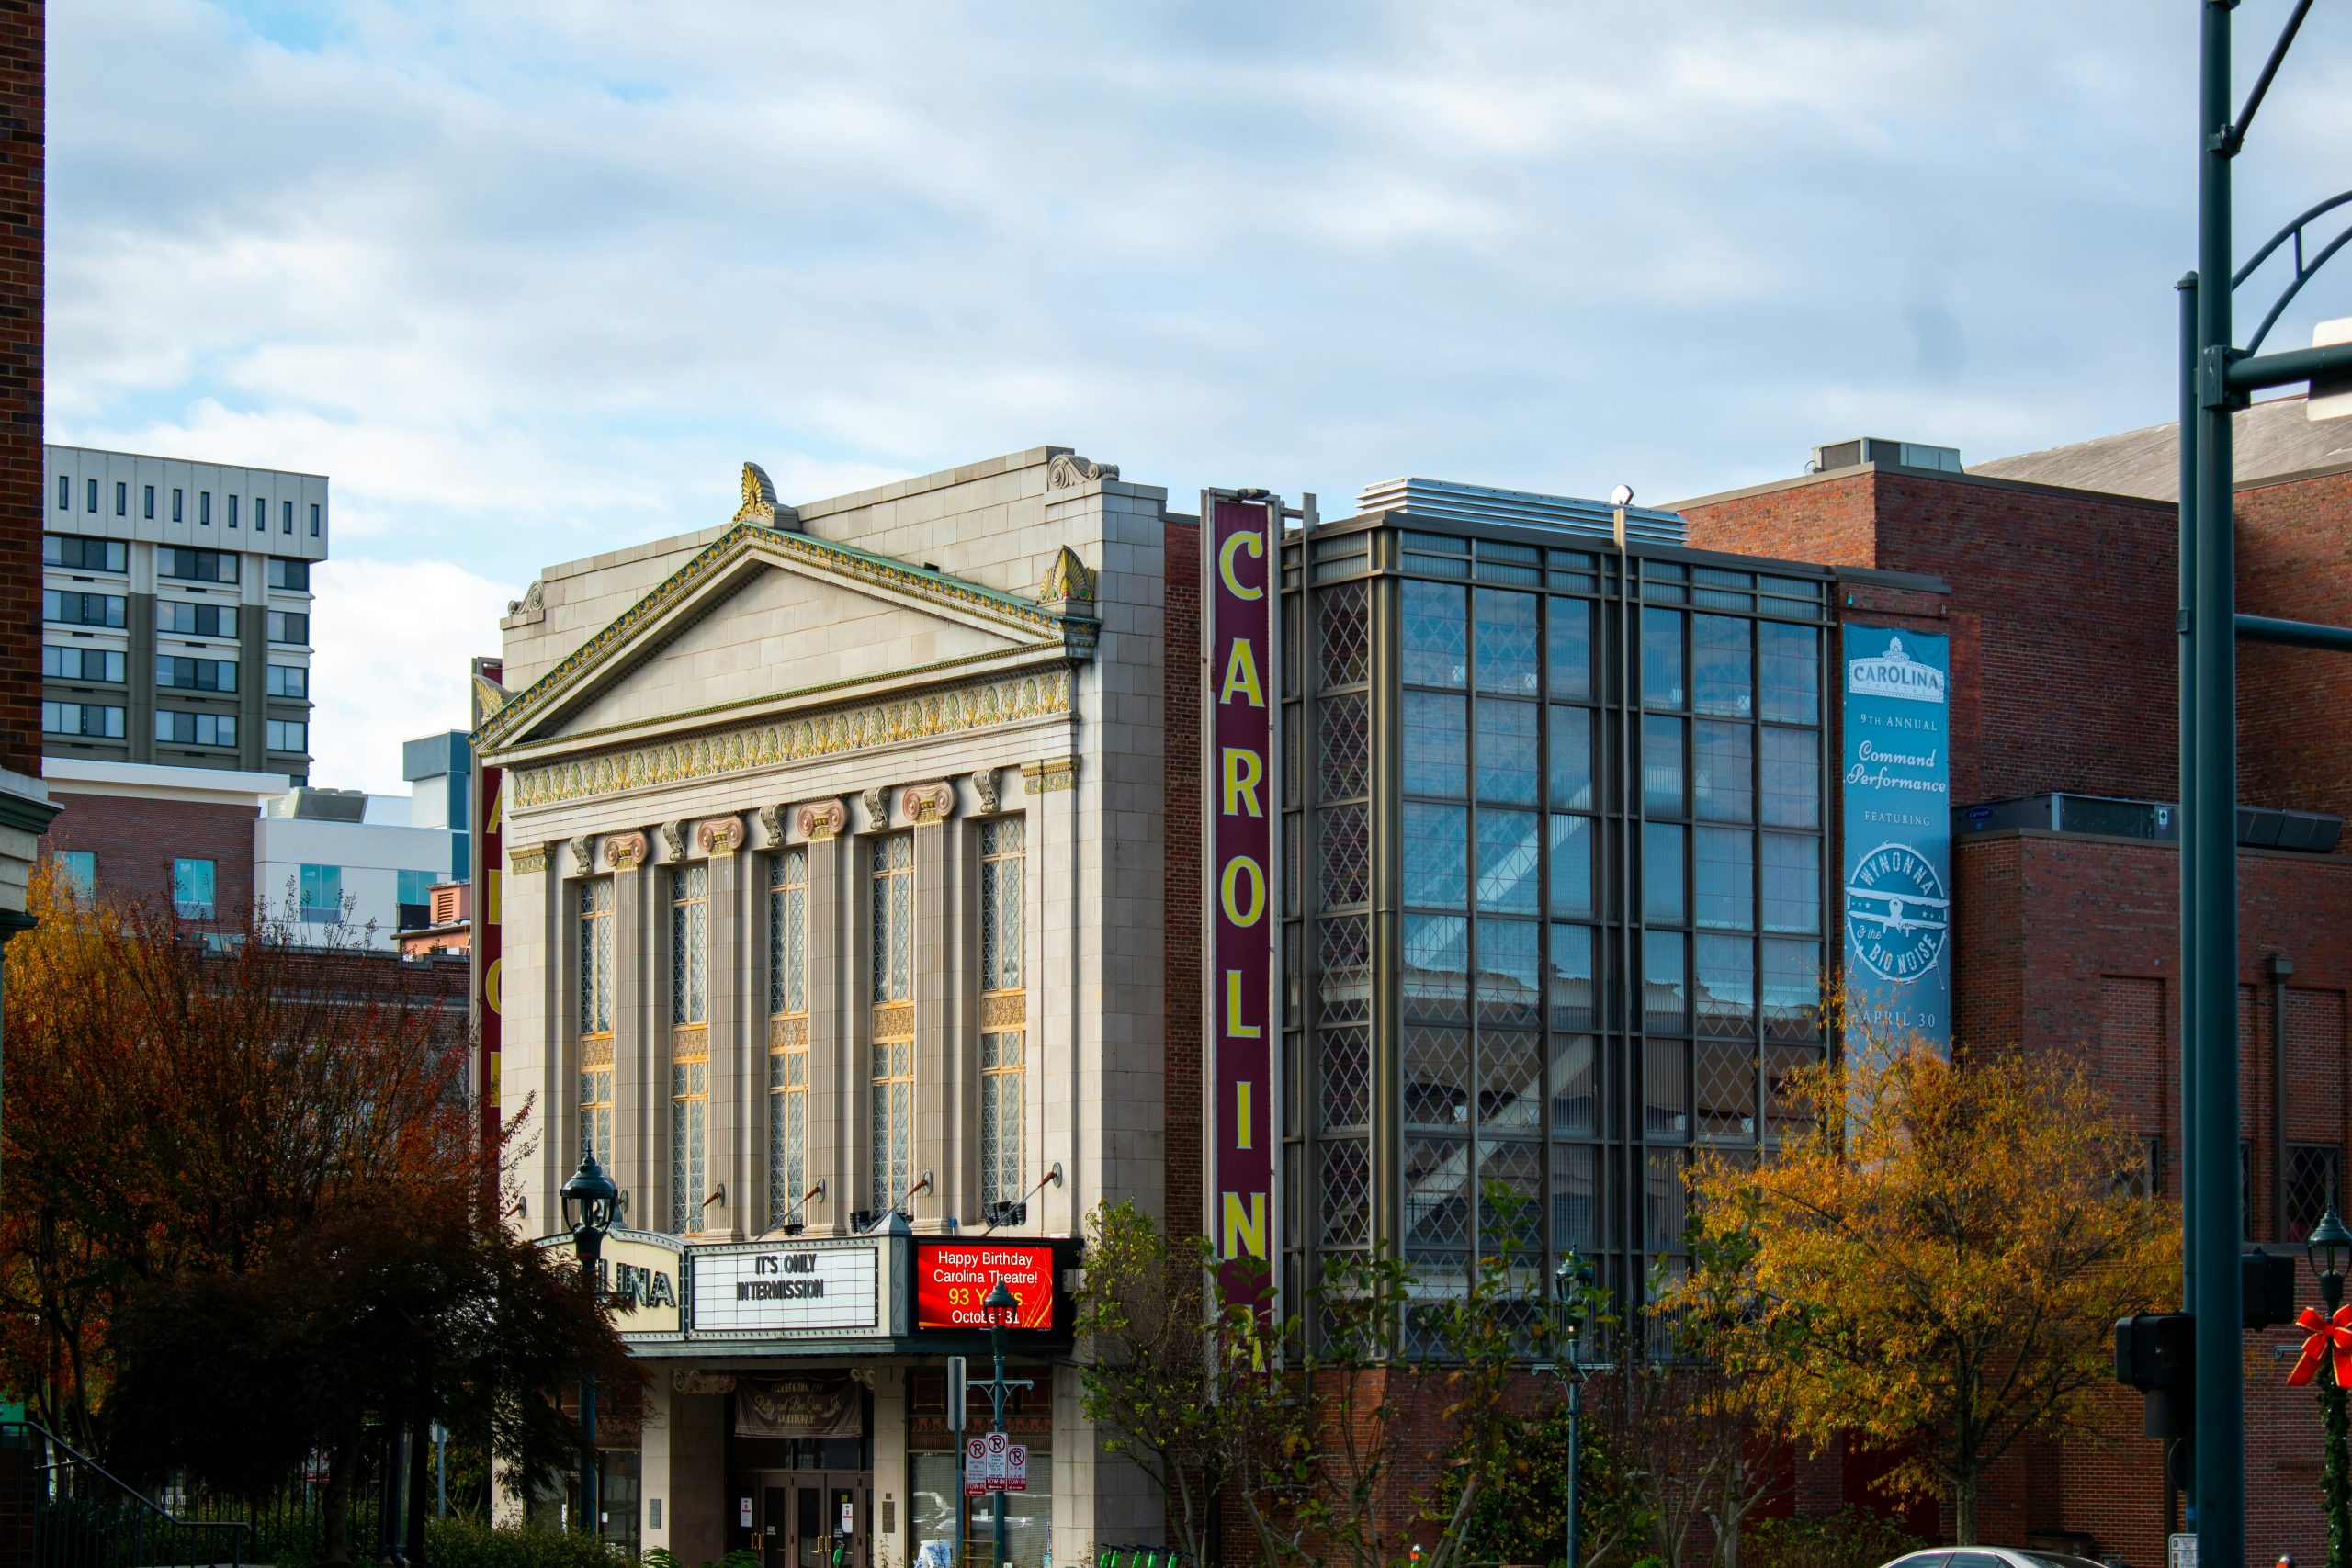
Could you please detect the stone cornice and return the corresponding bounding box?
[507,668,1073,811]
[474,522,1098,751]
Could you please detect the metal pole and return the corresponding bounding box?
[2190,3,2245,1562]
[1563,1367,1580,1568]
[990,1325,1008,1568]
[2177,267,2199,1325]
[578,1226,603,1541]
[2324,1267,2348,1568]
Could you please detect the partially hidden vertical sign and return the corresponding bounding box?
[1840,626,1951,1053]
[470,660,506,1153]
[1204,491,1278,1319]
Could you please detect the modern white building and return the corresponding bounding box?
[40,444,327,780]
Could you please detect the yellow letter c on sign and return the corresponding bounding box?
[1217,529,1264,600]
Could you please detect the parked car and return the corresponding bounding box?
[1882,1551,2110,1568]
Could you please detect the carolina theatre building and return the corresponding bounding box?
[477,450,1169,1568]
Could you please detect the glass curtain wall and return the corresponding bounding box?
[1283,522,1831,1337]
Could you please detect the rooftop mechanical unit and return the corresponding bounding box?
[1810,437,1963,474]
[1353,477,1689,546]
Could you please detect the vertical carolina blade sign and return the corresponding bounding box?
[1204,491,1279,1323]
[470,658,506,1157]
[1840,626,1951,1053]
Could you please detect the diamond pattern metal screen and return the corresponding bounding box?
[1405,1135,1473,1248]
[2290,1144,2342,1242]
[1318,915,1372,1025]
[1319,1140,1373,1247]
[1320,803,1370,909]
[1476,1031,1542,1134]
[1694,1039,1758,1144]
[1320,581,1369,688]
[1405,1024,1470,1131]
[1319,693,1370,800]
[1321,1025,1372,1131]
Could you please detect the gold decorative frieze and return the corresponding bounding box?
[1035,546,1096,606]
[507,669,1074,809]
[581,1036,616,1069]
[1023,758,1077,794]
[769,1015,810,1050]
[672,1022,710,1056]
[980,993,1026,1031]
[902,782,954,826]
[510,843,552,874]
[473,520,1095,751]
[798,800,847,840]
[607,831,650,871]
[871,1002,915,1044]
[697,817,745,857]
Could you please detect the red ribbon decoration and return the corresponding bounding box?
[2287,1304,2352,1388]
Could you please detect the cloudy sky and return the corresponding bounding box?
[48,1,2352,791]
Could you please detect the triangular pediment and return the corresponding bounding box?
[478,524,1095,754]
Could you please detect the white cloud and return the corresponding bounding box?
[43,0,2346,783]
[306,558,518,795]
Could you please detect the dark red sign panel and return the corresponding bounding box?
[1204,493,1277,1317]
[471,658,505,1157]
[911,1242,1058,1332]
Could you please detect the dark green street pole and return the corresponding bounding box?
[2189,5,2243,1561]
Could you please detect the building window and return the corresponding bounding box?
[310,502,321,537]
[43,592,126,629]
[42,701,124,739]
[2290,1145,2343,1243]
[173,858,216,920]
[299,863,341,923]
[267,558,311,592]
[155,710,236,749]
[266,719,308,754]
[53,474,66,510]
[156,655,236,693]
[579,878,616,1170]
[85,478,96,513]
[266,664,309,700]
[283,499,293,535]
[769,849,809,1228]
[143,485,154,520]
[670,862,709,1235]
[396,869,434,928]
[172,488,184,523]
[157,601,235,638]
[199,491,210,525]
[160,547,239,584]
[266,610,310,645]
[227,494,239,529]
[43,646,125,683]
[870,834,914,1217]
[51,850,95,898]
[114,481,126,517]
[979,818,1026,1213]
[43,536,128,572]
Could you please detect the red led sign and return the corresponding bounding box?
[911,1242,1058,1333]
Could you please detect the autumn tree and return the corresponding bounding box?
[1659,1036,2175,1543]
[0,866,624,1563]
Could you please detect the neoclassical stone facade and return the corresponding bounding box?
[481,447,1168,1568]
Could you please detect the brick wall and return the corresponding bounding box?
[1957,829,2352,1568]
[1164,515,1204,1237]
[0,2,39,776]
[2235,465,2352,827]
[40,789,260,918]
[1683,469,2181,806]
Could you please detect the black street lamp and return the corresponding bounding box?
[2307,1205,2352,1568]
[985,1279,1019,1568]
[1545,1252,1594,1568]
[561,1156,620,1542]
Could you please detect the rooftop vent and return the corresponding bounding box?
[1810,438,1962,475]
[1353,478,1688,546]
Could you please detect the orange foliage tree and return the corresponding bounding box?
[1660,1032,2176,1544]
[0,866,621,1564]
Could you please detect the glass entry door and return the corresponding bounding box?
[795,1479,862,1568]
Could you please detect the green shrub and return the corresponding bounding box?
[422,1517,633,1568]
[1745,1509,1924,1568]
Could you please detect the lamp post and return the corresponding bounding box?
[2307,1206,2352,1568]
[560,1156,620,1542]
[985,1280,1018,1568]
[1544,1252,1593,1568]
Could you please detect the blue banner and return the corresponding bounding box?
[1840,626,1951,1052]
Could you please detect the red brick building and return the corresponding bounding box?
[0,0,52,932]
[1673,403,2352,1568]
